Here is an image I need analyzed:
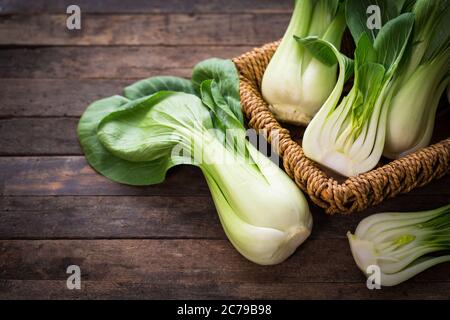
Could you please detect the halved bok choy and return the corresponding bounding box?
[348,204,450,286]
[301,0,415,177]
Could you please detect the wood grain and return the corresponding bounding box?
[0,0,293,14]
[0,14,287,46]
[0,196,221,239]
[0,79,129,117]
[0,239,449,299]
[0,118,81,155]
[0,0,449,300]
[0,157,448,197]
[0,195,448,240]
[0,46,252,79]
[0,157,209,196]
[0,156,450,197]
[2,280,450,300]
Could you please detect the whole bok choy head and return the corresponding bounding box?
[348,204,450,286]
[261,0,346,126]
[301,0,415,177]
[383,0,450,159]
[77,59,312,265]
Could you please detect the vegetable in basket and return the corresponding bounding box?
[348,204,450,286]
[383,0,450,159]
[261,0,346,126]
[78,59,312,266]
[302,0,415,177]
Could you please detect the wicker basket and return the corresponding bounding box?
[233,41,450,215]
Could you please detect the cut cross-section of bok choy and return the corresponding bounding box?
[301,0,415,177]
[348,204,450,286]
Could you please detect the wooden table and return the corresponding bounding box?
[0,0,449,300]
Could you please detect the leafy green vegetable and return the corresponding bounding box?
[345,0,405,42]
[78,59,312,265]
[77,95,176,185]
[348,204,450,286]
[261,0,347,126]
[384,0,450,159]
[192,58,243,124]
[301,3,415,177]
[124,76,196,100]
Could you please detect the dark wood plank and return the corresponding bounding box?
[0,240,448,299]
[0,0,293,14]
[2,280,450,300]
[0,14,287,46]
[0,196,221,239]
[0,46,252,79]
[0,157,448,196]
[0,79,129,117]
[0,157,209,196]
[0,118,81,155]
[0,195,449,240]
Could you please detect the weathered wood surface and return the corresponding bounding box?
[0,46,252,79]
[0,0,293,14]
[0,0,449,300]
[0,157,448,197]
[0,239,449,300]
[1,194,448,240]
[0,157,209,196]
[0,14,287,46]
[0,79,129,117]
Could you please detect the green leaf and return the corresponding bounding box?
[199,79,250,163]
[192,58,243,124]
[420,1,450,63]
[346,0,403,43]
[393,0,410,12]
[373,13,415,74]
[77,95,174,186]
[97,92,213,166]
[353,62,386,126]
[200,80,243,133]
[354,33,377,68]
[124,76,196,100]
[295,35,354,82]
[402,0,417,11]
[295,36,337,67]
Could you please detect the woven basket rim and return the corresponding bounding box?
[233,41,450,214]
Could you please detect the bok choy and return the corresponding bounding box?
[261,0,346,125]
[302,0,415,177]
[348,204,450,286]
[78,59,312,265]
[384,0,450,159]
